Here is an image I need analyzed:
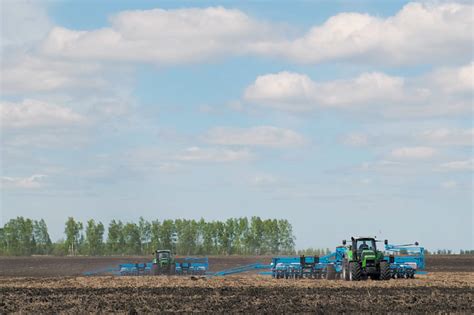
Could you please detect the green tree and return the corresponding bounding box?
[85,219,105,255]
[278,219,295,254]
[33,219,52,255]
[107,220,125,255]
[150,220,162,251]
[138,217,151,255]
[64,217,83,256]
[3,217,35,255]
[123,222,141,254]
[159,219,175,251]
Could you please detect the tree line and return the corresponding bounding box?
[0,216,296,256]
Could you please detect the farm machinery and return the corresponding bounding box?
[118,249,209,276]
[384,242,425,278]
[271,237,425,281]
[340,237,390,281]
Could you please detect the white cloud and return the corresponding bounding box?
[390,146,436,159]
[427,62,474,94]
[1,0,52,49]
[0,99,85,129]
[1,174,46,189]
[176,147,253,162]
[0,53,107,94]
[41,7,279,64]
[441,180,458,189]
[439,159,474,171]
[37,3,472,66]
[418,128,473,146]
[264,2,473,65]
[243,62,472,117]
[342,133,369,147]
[244,71,404,111]
[205,126,307,147]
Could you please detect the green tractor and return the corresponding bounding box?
[341,237,391,281]
[152,250,176,275]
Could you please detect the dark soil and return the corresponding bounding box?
[0,255,271,277]
[0,255,470,277]
[1,275,472,313]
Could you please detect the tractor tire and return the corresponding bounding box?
[152,264,159,276]
[169,263,176,275]
[349,262,362,281]
[325,264,336,280]
[342,262,350,281]
[379,261,391,280]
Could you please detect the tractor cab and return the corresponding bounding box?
[152,249,176,275]
[354,238,377,254]
[156,250,171,260]
[153,250,173,265]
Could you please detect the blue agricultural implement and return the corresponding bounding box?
[118,249,209,276]
[384,242,425,278]
[271,238,425,281]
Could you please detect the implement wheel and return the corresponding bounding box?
[379,261,391,280]
[325,264,336,280]
[349,262,361,281]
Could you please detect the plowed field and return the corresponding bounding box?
[0,255,472,313]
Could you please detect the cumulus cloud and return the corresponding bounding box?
[426,61,474,94]
[439,159,474,171]
[1,174,46,189]
[243,62,472,117]
[37,3,472,66]
[176,147,253,162]
[41,7,279,64]
[390,146,436,159]
[1,0,52,49]
[0,53,107,94]
[264,2,473,65]
[244,71,405,111]
[0,99,85,129]
[204,126,307,148]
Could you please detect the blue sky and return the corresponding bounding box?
[1,0,472,250]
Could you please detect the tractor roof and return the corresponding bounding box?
[353,236,376,240]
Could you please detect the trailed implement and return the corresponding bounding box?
[271,238,425,281]
[271,249,343,280]
[384,242,425,278]
[118,249,209,276]
[175,257,208,275]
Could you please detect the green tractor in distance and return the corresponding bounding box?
[152,250,176,275]
[341,237,391,281]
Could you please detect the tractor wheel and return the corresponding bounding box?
[170,263,176,275]
[342,262,350,281]
[152,264,159,276]
[379,261,391,280]
[325,264,336,280]
[349,262,361,281]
